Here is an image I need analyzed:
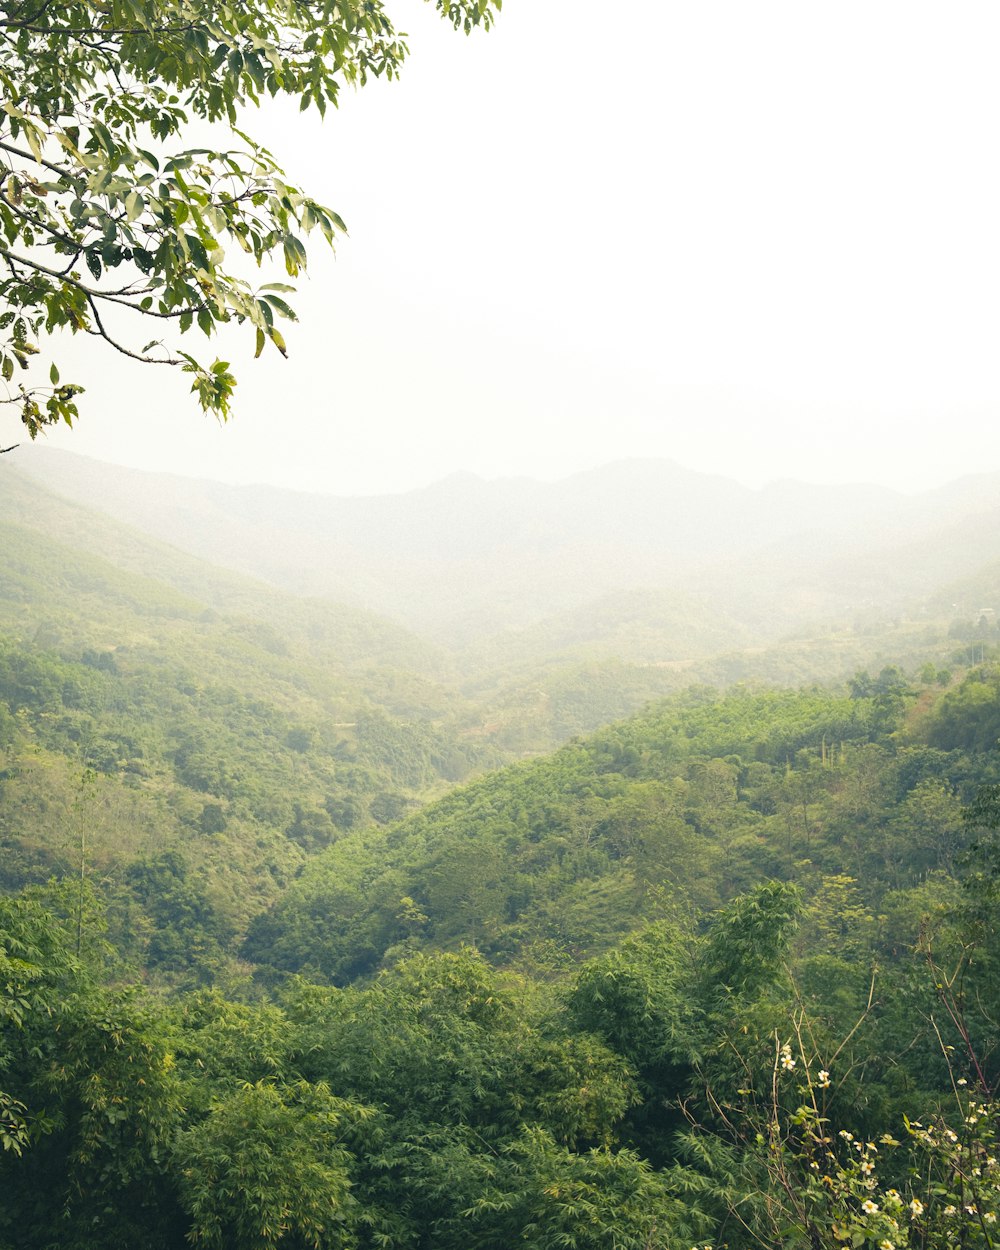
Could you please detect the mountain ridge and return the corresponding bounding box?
[8,447,1000,654]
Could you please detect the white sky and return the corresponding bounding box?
[11,0,1000,495]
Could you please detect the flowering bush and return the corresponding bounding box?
[762,1042,1000,1248]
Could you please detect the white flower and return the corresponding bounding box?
[909,1198,924,1218]
[943,1205,956,1216]
[817,1069,831,1088]
[879,1241,894,1250]
[862,1200,880,1215]
[957,1078,968,1086]
[986,1213,997,1225]
[860,1159,875,1175]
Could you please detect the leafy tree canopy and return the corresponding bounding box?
[0,0,500,435]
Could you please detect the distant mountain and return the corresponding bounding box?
[463,586,751,672]
[9,446,1000,658]
[0,465,449,678]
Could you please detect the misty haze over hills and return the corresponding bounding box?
[7,448,1000,658]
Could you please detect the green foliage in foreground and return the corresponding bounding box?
[4,843,1000,1249]
[0,894,707,1248]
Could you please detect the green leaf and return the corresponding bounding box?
[23,122,43,165]
[262,294,297,322]
[185,233,210,272]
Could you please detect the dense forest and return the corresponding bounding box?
[5,460,1000,1248]
[3,0,996,1240]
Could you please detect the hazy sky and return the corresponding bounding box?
[9,0,1000,495]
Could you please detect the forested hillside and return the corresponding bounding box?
[5,663,1000,1248]
[243,669,991,980]
[0,505,504,974]
[5,457,1000,1248]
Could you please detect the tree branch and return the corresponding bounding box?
[0,139,73,181]
[84,293,178,365]
[0,245,208,318]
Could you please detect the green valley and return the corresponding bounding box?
[3,453,1000,1249]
